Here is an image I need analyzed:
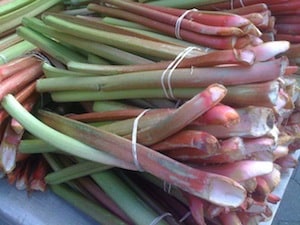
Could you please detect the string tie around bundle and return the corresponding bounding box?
[179,211,192,223]
[161,46,200,100]
[149,212,173,225]
[0,54,7,64]
[230,0,245,9]
[131,109,150,171]
[175,8,198,39]
[163,181,172,193]
[26,50,52,65]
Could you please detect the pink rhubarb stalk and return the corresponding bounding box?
[0,60,42,101]
[0,120,24,173]
[39,88,247,207]
[150,130,220,153]
[0,56,40,82]
[94,1,245,36]
[144,4,251,27]
[196,160,274,182]
[192,104,240,127]
[190,106,276,138]
[88,3,252,49]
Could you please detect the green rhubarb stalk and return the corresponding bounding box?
[121,26,204,47]
[42,14,193,60]
[16,26,86,65]
[45,160,111,185]
[22,17,153,65]
[0,33,23,52]
[147,0,226,8]
[0,40,36,65]
[118,171,181,225]
[42,152,99,199]
[49,88,206,102]
[0,0,34,16]
[91,170,169,225]
[18,139,57,154]
[42,153,62,171]
[51,184,128,225]
[102,17,155,31]
[1,94,135,170]
[75,176,135,225]
[0,0,62,36]
[42,63,94,78]
[87,54,110,65]
[50,80,280,108]
[44,152,135,225]
[46,12,171,45]
[65,48,255,75]
[93,100,139,112]
[37,58,283,92]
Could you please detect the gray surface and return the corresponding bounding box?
[0,179,99,225]
[272,161,300,225]
[0,158,299,225]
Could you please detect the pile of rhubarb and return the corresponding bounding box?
[0,0,300,225]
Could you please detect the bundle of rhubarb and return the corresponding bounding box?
[0,0,68,190]
[141,0,300,71]
[206,0,300,74]
[0,1,299,225]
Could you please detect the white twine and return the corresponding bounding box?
[231,36,238,49]
[149,212,173,225]
[230,0,245,9]
[0,54,8,64]
[27,51,52,65]
[131,109,150,171]
[179,211,192,223]
[161,46,200,100]
[163,181,172,193]
[239,0,245,7]
[175,8,198,39]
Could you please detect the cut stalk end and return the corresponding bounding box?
[208,178,246,208]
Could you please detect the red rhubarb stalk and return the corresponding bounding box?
[248,42,290,62]
[0,80,37,124]
[129,84,227,145]
[0,56,39,81]
[190,106,276,138]
[226,3,269,15]
[192,104,240,127]
[0,120,24,173]
[29,157,48,192]
[0,60,42,101]
[143,4,251,27]
[185,194,206,225]
[87,4,251,49]
[38,89,247,207]
[219,211,242,225]
[39,109,247,207]
[196,160,274,182]
[92,1,245,37]
[150,130,220,153]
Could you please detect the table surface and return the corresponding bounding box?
[0,151,299,225]
[0,179,99,225]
